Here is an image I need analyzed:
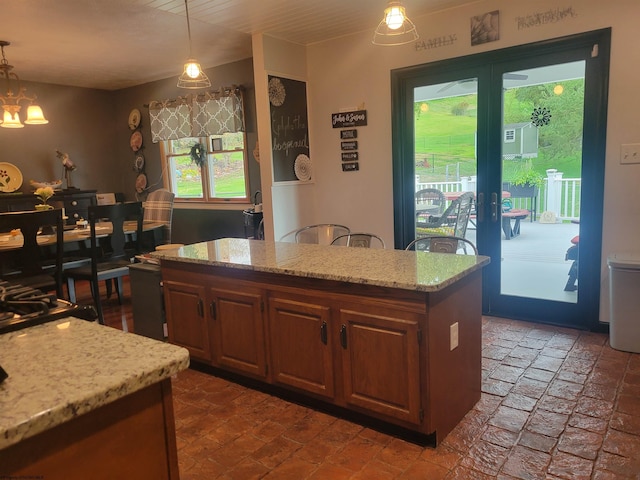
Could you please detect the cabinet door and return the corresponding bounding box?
[339,308,421,424]
[164,280,211,362]
[209,287,267,378]
[268,297,334,399]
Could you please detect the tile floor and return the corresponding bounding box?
[92,280,640,479]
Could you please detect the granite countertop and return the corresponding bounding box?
[0,318,189,450]
[151,238,490,292]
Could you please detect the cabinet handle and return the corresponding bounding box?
[320,321,327,345]
[197,298,204,317]
[209,300,216,320]
[340,324,347,349]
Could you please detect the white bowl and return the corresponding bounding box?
[30,179,63,190]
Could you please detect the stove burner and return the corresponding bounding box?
[0,280,97,334]
[0,281,59,321]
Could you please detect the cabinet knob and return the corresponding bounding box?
[73,213,79,219]
[71,200,78,206]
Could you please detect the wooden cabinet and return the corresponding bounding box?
[164,279,211,362]
[161,261,482,443]
[338,307,421,424]
[0,190,96,225]
[268,295,335,399]
[209,284,267,378]
[163,268,268,379]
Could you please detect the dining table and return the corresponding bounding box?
[0,220,165,252]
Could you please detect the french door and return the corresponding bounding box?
[392,29,610,329]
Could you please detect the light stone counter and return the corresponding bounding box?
[0,318,189,450]
[151,238,490,292]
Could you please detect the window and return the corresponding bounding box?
[504,128,516,143]
[161,132,249,204]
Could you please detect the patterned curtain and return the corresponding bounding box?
[193,89,245,136]
[148,87,245,143]
[148,98,192,143]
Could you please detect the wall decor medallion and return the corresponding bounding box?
[128,108,141,130]
[134,154,145,173]
[135,173,147,193]
[531,107,552,126]
[130,131,143,152]
[294,154,312,181]
[268,77,286,106]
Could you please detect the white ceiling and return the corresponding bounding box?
[1,0,474,91]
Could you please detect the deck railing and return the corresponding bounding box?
[415,171,581,221]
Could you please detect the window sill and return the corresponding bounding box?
[173,202,252,211]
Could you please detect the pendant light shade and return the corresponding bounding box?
[177,0,210,89]
[372,1,419,46]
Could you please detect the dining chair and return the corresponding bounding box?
[405,235,478,255]
[143,188,175,246]
[64,202,143,324]
[0,209,64,298]
[330,233,385,249]
[294,224,350,245]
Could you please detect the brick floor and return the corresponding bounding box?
[95,281,640,479]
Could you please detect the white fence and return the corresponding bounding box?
[415,170,581,221]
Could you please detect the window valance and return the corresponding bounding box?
[148,86,245,143]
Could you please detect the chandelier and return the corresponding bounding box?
[372,1,419,46]
[177,0,211,89]
[0,41,48,128]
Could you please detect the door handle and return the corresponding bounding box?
[491,192,498,222]
[476,192,484,223]
[340,324,347,349]
[320,321,327,345]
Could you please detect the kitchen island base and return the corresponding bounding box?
[0,379,180,479]
[161,252,483,445]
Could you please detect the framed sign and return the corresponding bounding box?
[269,75,310,182]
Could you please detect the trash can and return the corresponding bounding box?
[608,253,640,353]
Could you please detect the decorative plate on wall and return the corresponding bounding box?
[294,154,312,182]
[128,108,141,130]
[134,154,145,173]
[130,131,143,152]
[0,162,23,193]
[135,173,147,193]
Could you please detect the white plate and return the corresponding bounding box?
[0,162,23,192]
[294,154,312,182]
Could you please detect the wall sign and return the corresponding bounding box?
[341,141,358,151]
[340,129,358,139]
[341,152,358,161]
[332,110,367,128]
[342,162,359,172]
[269,76,310,182]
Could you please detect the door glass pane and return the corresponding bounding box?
[500,61,585,303]
[413,79,478,246]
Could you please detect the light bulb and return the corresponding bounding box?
[553,84,564,95]
[385,5,406,30]
[185,61,201,79]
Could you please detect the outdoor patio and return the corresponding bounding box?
[465,219,580,303]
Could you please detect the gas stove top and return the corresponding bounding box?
[0,280,97,335]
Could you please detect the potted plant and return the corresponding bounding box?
[506,167,543,198]
[34,186,55,210]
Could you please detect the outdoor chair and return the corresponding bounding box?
[416,191,474,242]
[415,188,446,223]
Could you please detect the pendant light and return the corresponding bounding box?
[0,41,49,128]
[372,1,419,46]
[177,0,211,89]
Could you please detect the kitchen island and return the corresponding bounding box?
[153,238,490,444]
[0,318,189,479]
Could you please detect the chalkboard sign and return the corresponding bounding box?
[268,76,310,182]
